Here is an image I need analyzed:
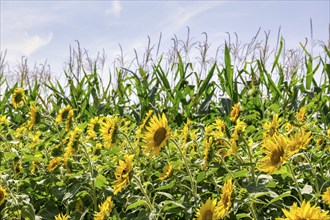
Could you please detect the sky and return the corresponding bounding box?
[0,0,329,78]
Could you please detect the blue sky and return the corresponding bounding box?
[1,1,329,76]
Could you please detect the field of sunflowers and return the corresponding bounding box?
[0,35,330,219]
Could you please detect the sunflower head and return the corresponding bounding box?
[159,162,173,181]
[263,114,282,138]
[0,185,6,205]
[11,87,25,108]
[28,104,41,130]
[214,178,234,219]
[94,196,114,220]
[230,103,240,122]
[276,200,329,220]
[323,186,330,205]
[86,116,102,141]
[195,198,217,220]
[257,135,291,173]
[54,213,69,220]
[143,113,171,158]
[100,116,120,148]
[56,106,72,122]
[296,107,306,123]
[47,157,63,172]
[113,155,134,195]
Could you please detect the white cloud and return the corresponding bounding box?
[4,33,53,63]
[105,0,122,17]
[158,2,222,34]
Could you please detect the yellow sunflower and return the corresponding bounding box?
[67,127,81,151]
[11,87,25,108]
[28,104,41,130]
[257,135,292,173]
[195,198,217,220]
[288,129,312,153]
[0,115,9,125]
[230,103,240,122]
[56,106,74,132]
[55,213,69,220]
[75,199,84,213]
[159,162,173,181]
[100,116,120,148]
[47,157,63,172]
[276,200,329,220]
[86,116,102,141]
[201,136,213,170]
[215,178,234,219]
[323,186,330,205]
[143,113,171,158]
[296,107,306,123]
[113,154,134,195]
[0,184,6,205]
[263,114,282,138]
[94,196,114,220]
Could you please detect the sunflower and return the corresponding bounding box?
[257,135,292,173]
[86,116,102,141]
[296,107,306,123]
[94,196,114,220]
[11,87,25,108]
[195,198,217,220]
[230,103,240,122]
[67,127,82,152]
[56,106,74,132]
[276,200,329,220]
[288,129,312,152]
[228,119,246,155]
[113,155,134,195]
[47,157,63,172]
[159,162,173,181]
[143,113,171,158]
[215,178,234,219]
[263,114,282,138]
[323,186,330,205]
[0,115,9,125]
[55,213,69,220]
[28,104,41,130]
[201,136,213,170]
[213,118,226,139]
[0,184,6,205]
[179,118,198,154]
[100,116,120,148]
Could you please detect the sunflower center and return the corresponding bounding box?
[0,190,4,201]
[15,93,23,103]
[154,127,167,147]
[62,110,69,120]
[270,148,284,165]
[202,210,213,220]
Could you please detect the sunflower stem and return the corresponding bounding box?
[287,161,303,202]
[242,138,256,185]
[119,130,135,154]
[82,142,98,211]
[132,175,154,211]
[217,153,242,188]
[170,139,199,205]
[302,152,320,195]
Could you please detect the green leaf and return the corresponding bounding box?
[21,203,35,220]
[266,191,291,206]
[196,171,206,183]
[155,180,176,191]
[156,192,173,200]
[126,200,148,211]
[95,174,108,189]
[232,170,248,178]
